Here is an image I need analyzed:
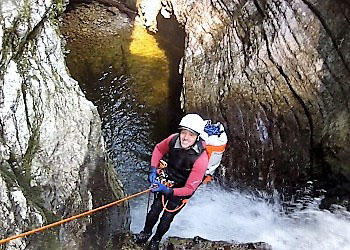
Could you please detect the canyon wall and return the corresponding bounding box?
[0,1,129,249]
[138,0,350,204]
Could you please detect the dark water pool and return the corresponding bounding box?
[61,6,185,195]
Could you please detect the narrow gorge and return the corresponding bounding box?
[1,0,349,249]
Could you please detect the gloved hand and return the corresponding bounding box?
[151,181,173,196]
[148,167,157,183]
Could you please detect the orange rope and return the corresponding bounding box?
[0,187,154,245]
[161,195,188,213]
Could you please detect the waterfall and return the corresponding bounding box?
[131,183,350,250]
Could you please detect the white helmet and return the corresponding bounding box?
[179,113,205,135]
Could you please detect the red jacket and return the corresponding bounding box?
[151,134,209,197]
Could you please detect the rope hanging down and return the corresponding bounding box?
[161,195,188,213]
[0,187,154,245]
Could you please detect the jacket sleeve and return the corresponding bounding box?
[151,134,177,167]
[173,150,209,197]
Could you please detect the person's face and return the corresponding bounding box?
[179,129,198,149]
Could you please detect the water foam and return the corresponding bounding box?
[131,184,350,250]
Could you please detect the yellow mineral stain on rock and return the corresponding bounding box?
[128,24,169,106]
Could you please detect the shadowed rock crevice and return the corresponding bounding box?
[301,0,350,73]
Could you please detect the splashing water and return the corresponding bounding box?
[131,184,350,250]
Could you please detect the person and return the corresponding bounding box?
[135,113,209,250]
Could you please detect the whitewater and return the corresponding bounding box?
[131,183,350,250]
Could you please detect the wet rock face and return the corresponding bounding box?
[138,0,350,196]
[105,232,272,250]
[0,0,128,249]
[164,236,272,250]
